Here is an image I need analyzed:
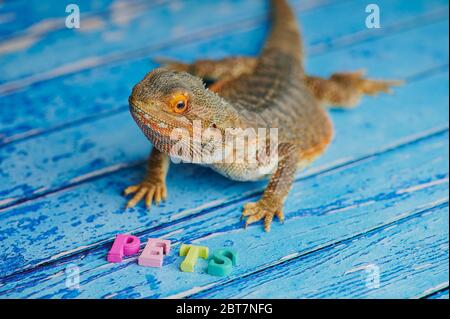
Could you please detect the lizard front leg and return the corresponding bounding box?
[124,148,169,209]
[242,143,298,232]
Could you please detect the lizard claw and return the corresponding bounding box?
[241,200,284,232]
[124,181,167,209]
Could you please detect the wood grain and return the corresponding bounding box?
[1,0,447,144]
[0,0,448,299]
[191,204,449,299]
[0,130,447,298]
[0,12,447,208]
[0,0,151,39]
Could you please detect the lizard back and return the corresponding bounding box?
[219,0,333,161]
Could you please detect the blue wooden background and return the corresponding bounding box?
[0,0,448,299]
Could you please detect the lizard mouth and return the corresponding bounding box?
[129,102,191,135]
[128,102,197,157]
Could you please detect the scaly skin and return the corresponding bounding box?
[162,59,403,109]
[125,0,402,232]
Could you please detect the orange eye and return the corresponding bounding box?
[169,93,189,114]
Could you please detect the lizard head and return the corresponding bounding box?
[129,68,241,156]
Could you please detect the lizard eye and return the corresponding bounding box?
[169,93,189,114]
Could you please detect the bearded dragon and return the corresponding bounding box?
[125,0,402,231]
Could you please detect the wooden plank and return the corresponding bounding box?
[0,0,148,39]
[0,14,447,208]
[0,0,447,91]
[190,205,449,299]
[0,130,447,298]
[427,289,449,299]
[3,0,448,296]
[0,0,338,143]
[0,30,448,276]
[0,0,313,84]
[2,6,447,148]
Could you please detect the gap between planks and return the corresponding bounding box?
[0,0,446,282]
[0,0,342,147]
[181,201,449,299]
[0,7,447,148]
[0,127,447,284]
[1,0,442,97]
[0,0,333,94]
[0,15,447,210]
[309,8,448,56]
[0,66,447,213]
[423,287,449,299]
[0,130,448,297]
[0,0,446,300]
[0,0,168,42]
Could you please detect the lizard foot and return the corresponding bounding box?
[123,179,167,209]
[241,200,284,232]
[332,70,404,95]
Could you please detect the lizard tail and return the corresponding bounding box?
[263,0,303,63]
